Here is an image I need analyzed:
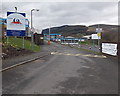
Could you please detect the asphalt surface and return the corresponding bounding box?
[71,44,100,52]
[2,51,50,69]
[0,43,2,95]
[3,41,118,94]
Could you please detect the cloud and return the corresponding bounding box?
[2,2,118,33]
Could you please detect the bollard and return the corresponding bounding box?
[48,40,50,45]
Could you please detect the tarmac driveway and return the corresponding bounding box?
[2,42,118,94]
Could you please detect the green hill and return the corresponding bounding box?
[42,25,89,38]
[42,24,118,42]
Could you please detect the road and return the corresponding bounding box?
[3,41,118,94]
[0,43,2,95]
[70,44,100,52]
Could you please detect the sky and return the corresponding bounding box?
[1,0,119,33]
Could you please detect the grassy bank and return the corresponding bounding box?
[3,37,41,52]
[79,40,97,46]
[75,47,102,55]
[66,44,101,55]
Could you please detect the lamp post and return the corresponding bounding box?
[31,9,39,50]
[15,7,17,12]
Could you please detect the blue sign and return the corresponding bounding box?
[7,12,26,36]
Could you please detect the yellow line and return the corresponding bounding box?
[51,52,106,58]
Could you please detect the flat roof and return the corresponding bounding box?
[44,33,62,35]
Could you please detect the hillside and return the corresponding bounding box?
[42,24,118,42]
[42,25,90,38]
[89,24,118,43]
[88,24,118,32]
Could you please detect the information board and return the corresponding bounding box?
[96,28,102,33]
[91,34,101,39]
[7,12,26,36]
[102,43,117,56]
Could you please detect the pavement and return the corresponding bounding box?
[2,41,118,94]
[2,51,50,69]
[2,41,54,69]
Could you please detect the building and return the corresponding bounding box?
[43,33,62,42]
[0,18,6,38]
[34,33,44,45]
[61,36,84,45]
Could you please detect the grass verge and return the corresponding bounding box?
[3,37,41,52]
[64,44,102,55]
[79,40,97,46]
[73,46,102,55]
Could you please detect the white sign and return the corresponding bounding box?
[102,43,117,56]
[40,37,43,39]
[7,13,25,30]
[92,34,101,39]
[96,28,102,33]
[7,12,26,36]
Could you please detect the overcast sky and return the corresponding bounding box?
[1,1,118,33]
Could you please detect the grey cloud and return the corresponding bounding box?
[2,2,118,33]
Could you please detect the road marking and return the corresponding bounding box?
[51,52,106,58]
[89,74,95,77]
[81,66,91,69]
[33,59,45,63]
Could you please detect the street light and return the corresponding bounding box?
[31,9,39,50]
[15,7,17,12]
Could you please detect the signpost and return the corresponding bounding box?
[91,34,101,47]
[96,27,102,50]
[96,28,102,33]
[7,11,26,48]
